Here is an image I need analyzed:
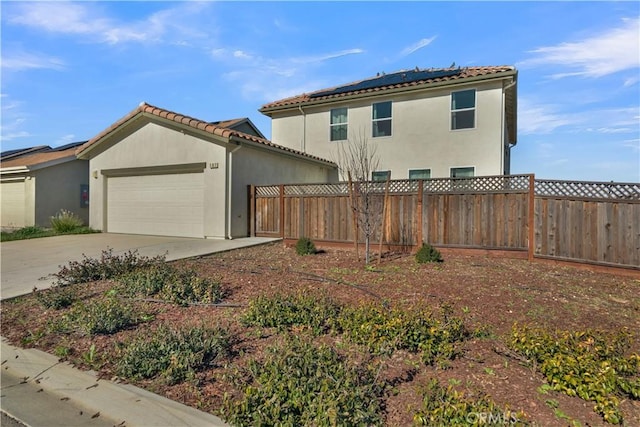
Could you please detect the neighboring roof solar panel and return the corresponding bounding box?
[310,68,462,98]
[52,141,88,151]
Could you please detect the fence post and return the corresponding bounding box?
[279,184,285,239]
[248,185,255,237]
[528,174,535,261]
[416,180,424,251]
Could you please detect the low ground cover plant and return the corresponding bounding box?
[55,248,166,286]
[117,325,231,385]
[242,293,469,367]
[222,334,385,426]
[241,292,341,335]
[413,379,528,425]
[1,224,97,242]
[117,264,224,305]
[510,324,640,424]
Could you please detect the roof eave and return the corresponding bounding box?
[260,69,518,115]
[230,136,336,168]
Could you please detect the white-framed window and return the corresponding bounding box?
[409,169,431,180]
[451,89,476,130]
[330,108,348,141]
[450,167,475,178]
[372,101,392,137]
[372,170,391,181]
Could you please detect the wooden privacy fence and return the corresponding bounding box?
[249,175,640,270]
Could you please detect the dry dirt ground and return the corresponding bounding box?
[2,242,639,426]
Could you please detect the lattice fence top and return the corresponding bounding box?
[255,176,640,201]
[255,174,532,197]
[535,180,640,200]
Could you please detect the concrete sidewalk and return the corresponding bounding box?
[1,338,228,427]
[1,233,279,300]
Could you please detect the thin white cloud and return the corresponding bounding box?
[55,134,77,146]
[399,36,437,58]
[1,51,66,71]
[518,100,573,134]
[214,47,365,101]
[521,17,640,78]
[0,131,33,142]
[7,2,213,45]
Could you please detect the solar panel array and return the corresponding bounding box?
[309,68,462,98]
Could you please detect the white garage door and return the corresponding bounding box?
[107,173,204,238]
[1,180,26,228]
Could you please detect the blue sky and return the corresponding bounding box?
[1,1,639,182]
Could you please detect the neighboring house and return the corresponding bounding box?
[0,142,89,229]
[259,66,517,180]
[75,102,337,239]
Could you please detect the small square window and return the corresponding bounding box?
[330,108,348,141]
[451,89,475,130]
[372,170,391,181]
[372,101,392,137]
[409,169,431,180]
[450,167,475,178]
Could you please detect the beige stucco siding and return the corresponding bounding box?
[229,145,338,237]
[270,80,508,179]
[34,160,89,227]
[87,120,228,238]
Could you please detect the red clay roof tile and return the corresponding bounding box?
[76,103,335,166]
[260,65,516,112]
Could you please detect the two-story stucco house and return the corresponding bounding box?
[259,66,517,180]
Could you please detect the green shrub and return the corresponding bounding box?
[118,264,224,305]
[295,237,317,255]
[241,292,342,335]
[222,335,384,426]
[334,303,468,364]
[510,325,640,424]
[1,226,51,241]
[415,243,443,263]
[55,249,166,285]
[35,285,78,310]
[117,325,231,385]
[413,379,528,425]
[50,209,84,233]
[74,296,138,335]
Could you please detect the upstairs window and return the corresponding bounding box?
[409,169,431,180]
[372,170,391,181]
[451,89,475,130]
[372,101,392,137]
[330,108,348,141]
[450,167,475,178]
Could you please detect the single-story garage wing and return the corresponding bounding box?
[75,102,338,239]
[1,142,89,229]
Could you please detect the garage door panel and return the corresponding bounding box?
[1,181,26,228]
[107,173,204,238]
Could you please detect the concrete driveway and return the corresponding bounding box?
[1,233,279,300]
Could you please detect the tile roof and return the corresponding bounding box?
[76,103,335,166]
[260,65,516,112]
[1,146,83,169]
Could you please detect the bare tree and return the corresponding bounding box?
[333,128,385,264]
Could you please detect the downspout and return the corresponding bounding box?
[501,79,517,175]
[298,105,306,152]
[227,142,243,239]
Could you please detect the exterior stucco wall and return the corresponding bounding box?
[270,80,508,179]
[229,145,338,237]
[33,160,89,227]
[87,120,228,238]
